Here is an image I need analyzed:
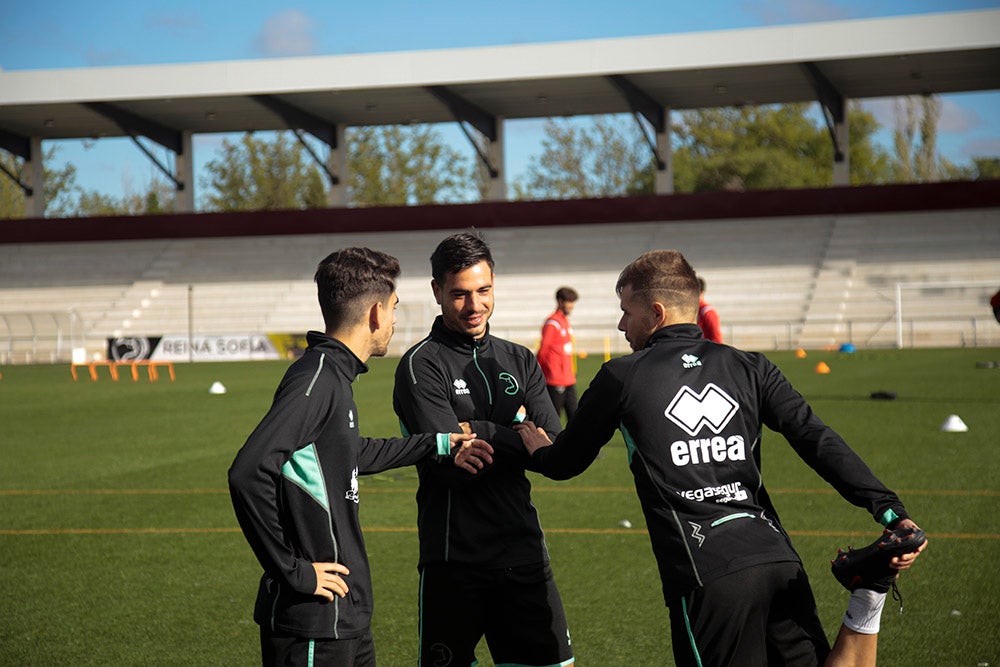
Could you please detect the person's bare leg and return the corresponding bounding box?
[824,525,927,666]
[823,583,888,666]
[825,624,878,667]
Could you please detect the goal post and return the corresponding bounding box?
[894,280,998,349]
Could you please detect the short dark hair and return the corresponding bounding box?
[314,247,400,331]
[616,250,699,314]
[430,231,494,284]
[556,286,579,303]
[697,276,707,293]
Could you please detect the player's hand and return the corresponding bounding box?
[312,562,350,601]
[513,420,552,455]
[450,433,494,473]
[457,421,472,435]
[890,519,927,571]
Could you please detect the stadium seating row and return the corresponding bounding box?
[1,207,998,363]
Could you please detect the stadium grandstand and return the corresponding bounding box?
[2,10,999,364]
[2,181,998,364]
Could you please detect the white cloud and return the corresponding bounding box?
[960,136,1000,158]
[938,98,982,133]
[859,96,982,134]
[252,10,318,57]
[858,98,895,127]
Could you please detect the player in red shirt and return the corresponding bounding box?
[537,286,579,420]
[697,276,723,343]
[991,288,1000,324]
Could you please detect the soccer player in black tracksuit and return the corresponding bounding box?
[393,232,575,667]
[515,250,926,667]
[229,248,492,667]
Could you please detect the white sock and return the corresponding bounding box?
[842,588,887,635]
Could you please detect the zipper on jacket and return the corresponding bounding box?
[471,343,493,406]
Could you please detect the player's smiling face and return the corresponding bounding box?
[433,260,494,339]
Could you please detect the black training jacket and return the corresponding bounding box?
[229,332,450,639]
[393,316,563,568]
[532,324,909,604]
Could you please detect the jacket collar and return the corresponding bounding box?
[645,323,704,348]
[306,330,369,377]
[430,315,491,352]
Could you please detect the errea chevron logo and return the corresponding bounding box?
[664,383,739,437]
[681,353,701,369]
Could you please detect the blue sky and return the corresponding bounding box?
[2,0,998,204]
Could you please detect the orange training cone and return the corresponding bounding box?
[795,349,807,359]
[815,362,831,374]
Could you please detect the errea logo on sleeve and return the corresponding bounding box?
[453,378,471,395]
[682,354,702,368]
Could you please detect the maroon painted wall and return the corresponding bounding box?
[3,180,998,245]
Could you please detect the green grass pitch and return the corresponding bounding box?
[1,347,998,665]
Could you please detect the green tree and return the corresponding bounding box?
[122,179,176,215]
[200,126,472,210]
[347,125,473,206]
[73,190,123,217]
[892,95,942,182]
[72,179,176,216]
[843,105,895,185]
[673,104,833,192]
[970,157,1000,180]
[938,156,1000,182]
[516,104,894,199]
[0,151,25,218]
[200,131,327,211]
[0,147,79,218]
[673,103,895,190]
[513,116,655,200]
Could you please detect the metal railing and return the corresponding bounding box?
[2,312,998,365]
[392,314,1000,358]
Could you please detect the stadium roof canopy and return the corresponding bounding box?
[0,8,998,211]
[2,9,998,141]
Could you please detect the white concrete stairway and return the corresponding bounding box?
[797,217,862,349]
